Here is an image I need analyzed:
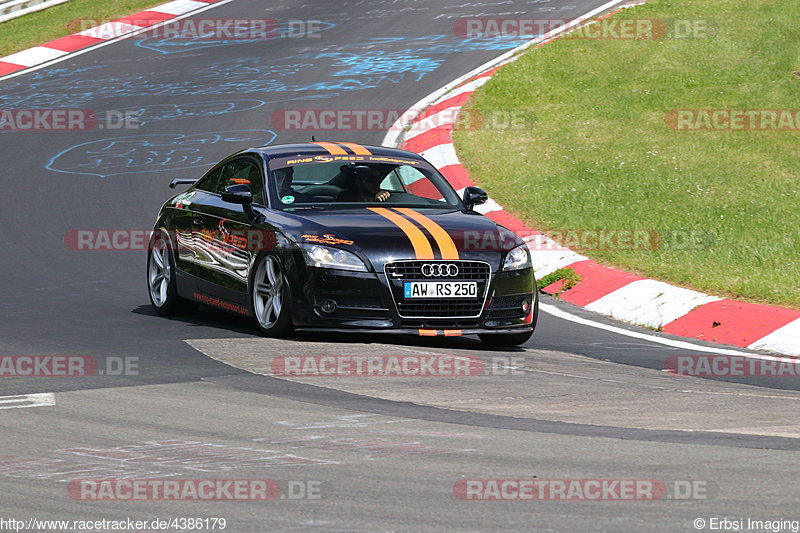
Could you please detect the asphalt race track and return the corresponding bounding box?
[1,1,799,531]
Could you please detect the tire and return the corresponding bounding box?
[147,231,197,316]
[250,254,294,337]
[478,295,538,347]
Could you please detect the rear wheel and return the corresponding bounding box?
[250,254,293,337]
[147,232,196,316]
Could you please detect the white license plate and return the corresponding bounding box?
[403,281,478,299]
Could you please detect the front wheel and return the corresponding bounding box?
[147,232,196,316]
[250,254,293,337]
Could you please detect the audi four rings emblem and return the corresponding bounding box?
[421,263,459,277]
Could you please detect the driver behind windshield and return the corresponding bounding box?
[337,163,392,202]
[274,166,312,204]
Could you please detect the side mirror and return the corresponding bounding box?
[169,178,196,189]
[463,186,488,211]
[221,184,253,205]
[221,184,260,222]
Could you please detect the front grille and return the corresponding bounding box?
[385,260,491,318]
[397,299,484,318]
[386,261,489,280]
[401,318,481,329]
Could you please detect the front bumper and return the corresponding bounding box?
[290,264,536,334]
[294,327,532,337]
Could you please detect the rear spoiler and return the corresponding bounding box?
[169,178,196,189]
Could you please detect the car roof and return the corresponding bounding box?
[245,142,424,162]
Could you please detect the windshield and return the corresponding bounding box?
[266,157,462,209]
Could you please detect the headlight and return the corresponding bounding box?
[299,244,368,271]
[502,244,532,271]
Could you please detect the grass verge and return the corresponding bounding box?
[455,0,800,309]
[0,0,168,57]
[537,268,582,296]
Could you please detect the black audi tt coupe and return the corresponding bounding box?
[147,141,537,346]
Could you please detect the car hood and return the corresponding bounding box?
[269,207,525,271]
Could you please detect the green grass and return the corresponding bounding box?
[0,0,167,57]
[455,0,800,309]
[537,268,581,296]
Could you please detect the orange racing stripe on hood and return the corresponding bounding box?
[367,207,434,260]
[394,208,459,260]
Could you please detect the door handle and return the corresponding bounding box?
[192,217,204,227]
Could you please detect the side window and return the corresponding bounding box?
[219,160,264,204]
[195,166,224,193]
[201,159,265,204]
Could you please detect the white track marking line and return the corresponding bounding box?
[0,0,237,82]
[0,393,55,409]
[539,303,792,359]
[447,76,491,97]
